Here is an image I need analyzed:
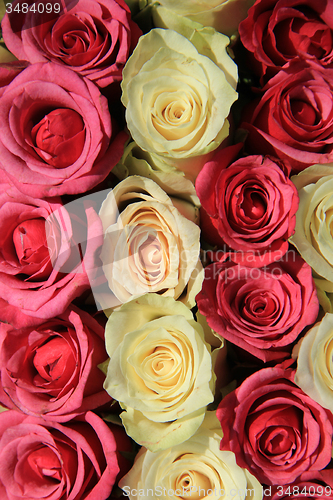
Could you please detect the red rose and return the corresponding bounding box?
[196,144,299,266]
[0,305,111,421]
[0,178,103,327]
[217,364,333,485]
[196,251,319,362]
[0,410,130,500]
[239,0,333,82]
[241,62,333,171]
[0,62,127,198]
[2,0,141,89]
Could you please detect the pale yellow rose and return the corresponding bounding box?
[147,0,254,36]
[121,28,238,176]
[293,313,333,413]
[98,175,203,310]
[103,294,215,451]
[119,411,263,500]
[290,164,333,306]
[112,141,201,204]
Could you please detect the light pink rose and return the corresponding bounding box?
[196,251,319,361]
[217,363,333,485]
[0,410,130,500]
[0,305,111,421]
[0,177,103,327]
[0,62,127,198]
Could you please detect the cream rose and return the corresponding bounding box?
[98,175,202,309]
[290,164,333,306]
[102,294,215,451]
[149,0,255,36]
[119,411,263,500]
[121,28,238,174]
[113,141,200,204]
[293,313,333,413]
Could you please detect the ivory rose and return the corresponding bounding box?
[149,0,254,36]
[290,164,333,290]
[103,294,215,451]
[121,28,237,175]
[293,313,333,413]
[119,412,263,500]
[2,0,141,89]
[98,175,202,309]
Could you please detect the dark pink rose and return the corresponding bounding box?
[0,410,130,500]
[0,179,103,327]
[239,0,333,82]
[196,251,319,362]
[217,364,333,485]
[241,62,333,172]
[2,0,141,89]
[0,62,127,198]
[0,305,111,421]
[0,61,28,96]
[196,144,299,266]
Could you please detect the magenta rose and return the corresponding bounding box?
[217,364,333,485]
[2,0,141,89]
[0,62,127,198]
[0,305,111,421]
[0,410,130,500]
[241,62,333,172]
[0,178,103,327]
[196,144,299,266]
[239,0,333,82]
[196,251,319,362]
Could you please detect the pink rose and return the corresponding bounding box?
[241,62,333,172]
[196,144,299,266]
[217,364,333,485]
[0,178,103,327]
[196,251,319,362]
[0,62,127,198]
[0,305,111,421]
[2,0,141,89]
[239,0,333,82]
[0,410,130,500]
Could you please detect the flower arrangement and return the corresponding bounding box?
[0,0,333,498]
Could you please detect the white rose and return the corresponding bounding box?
[119,411,263,500]
[98,175,203,309]
[121,28,237,175]
[103,294,215,451]
[293,312,333,413]
[148,0,254,36]
[290,164,333,301]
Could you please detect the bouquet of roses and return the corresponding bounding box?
[0,0,333,498]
